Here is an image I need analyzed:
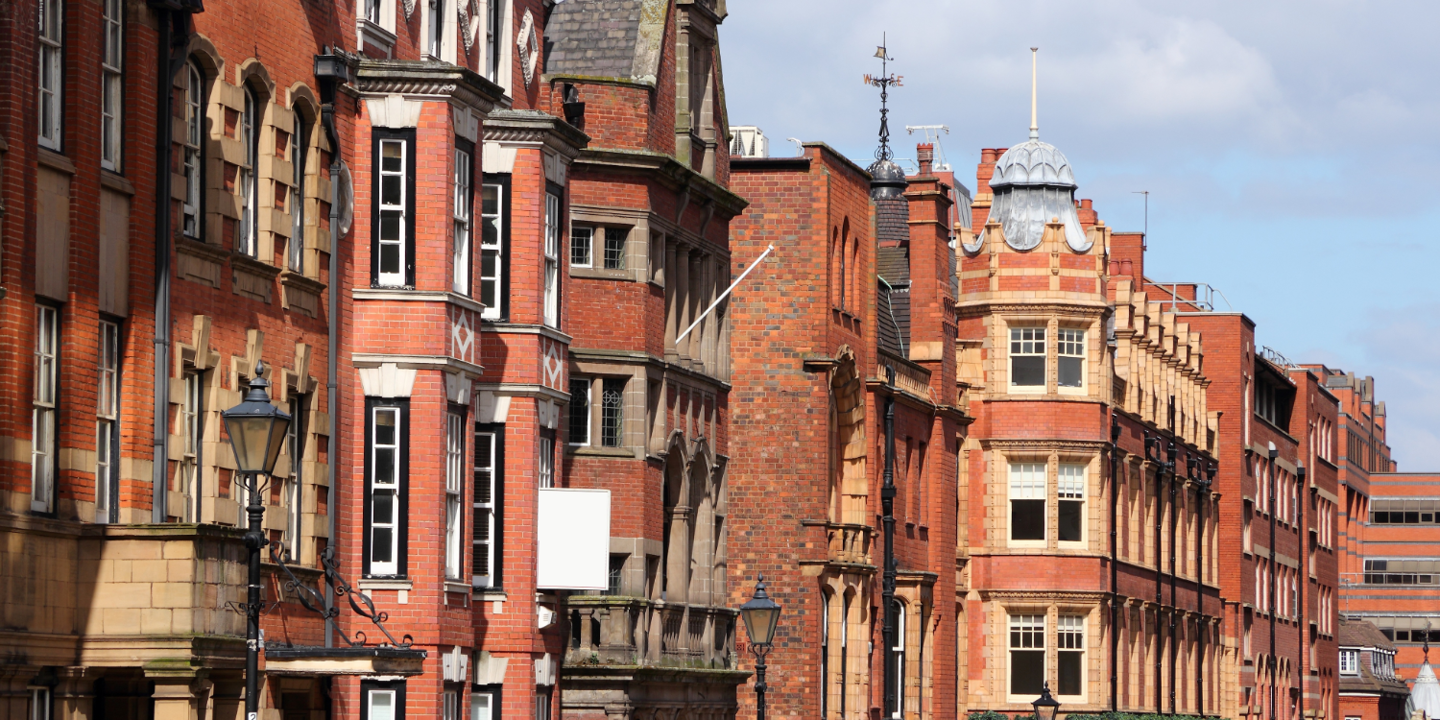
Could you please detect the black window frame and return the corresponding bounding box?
[480,173,511,320]
[471,684,502,720]
[97,315,123,524]
[363,397,410,578]
[371,128,418,289]
[474,422,505,589]
[360,680,406,720]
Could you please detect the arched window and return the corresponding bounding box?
[821,591,830,719]
[238,88,259,257]
[183,62,205,239]
[290,111,310,272]
[835,230,845,311]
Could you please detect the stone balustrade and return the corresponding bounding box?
[566,595,737,670]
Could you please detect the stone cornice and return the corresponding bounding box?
[483,109,590,159]
[956,300,1111,317]
[574,147,748,219]
[355,60,503,113]
[979,438,1110,452]
[980,590,1109,604]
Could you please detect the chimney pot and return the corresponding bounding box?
[981,148,996,164]
[917,143,934,175]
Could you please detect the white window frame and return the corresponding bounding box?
[890,601,905,719]
[1008,613,1046,700]
[1339,649,1358,675]
[1058,328,1085,391]
[37,0,63,150]
[479,181,504,318]
[568,378,590,446]
[101,0,123,171]
[445,409,465,580]
[570,226,593,269]
[366,688,396,720]
[30,688,51,720]
[543,191,560,328]
[453,146,473,294]
[471,690,494,720]
[290,118,309,272]
[427,0,446,59]
[237,89,259,257]
[1008,461,1046,545]
[376,138,409,287]
[483,0,511,91]
[183,62,204,239]
[1057,614,1086,698]
[1058,462,1085,544]
[96,320,121,523]
[180,371,203,522]
[538,431,554,489]
[369,406,402,576]
[473,425,499,588]
[32,305,59,513]
[1009,326,1046,392]
[286,396,304,561]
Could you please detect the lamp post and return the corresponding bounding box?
[1033,681,1062,720]
[739,575,781,720]
[221,361,292,720]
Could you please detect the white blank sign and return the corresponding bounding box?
[537,488,611,590]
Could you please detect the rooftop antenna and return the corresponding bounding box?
[1030,47,1039,140]
[1133,190,1149,249]
[864,33,903,164]
[905,125,951,171]
[786,137,804,156]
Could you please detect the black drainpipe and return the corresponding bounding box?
[1110,414,1121,713]
[1297,461,1307,720]
[149,0,201,522]
[881,365,897,720]
[1269,443,1279,720]
[1146,430,1162,714]
[313,47,350,649]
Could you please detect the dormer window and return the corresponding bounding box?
[1339,649,1357,675]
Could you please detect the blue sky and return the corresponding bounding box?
[720,0,1440,469]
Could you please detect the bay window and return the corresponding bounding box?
[601,379,624,447]
[543,190,561,327]
[1058,462,1085,543]
[1058,614,1084,696]
[473,423,503,588]
[1009,462,1045,542]
[453,142,474,294]
[1058,328,1084,388]
[479,177,507,318]
[1010,326,1045,389]
[373,131,416,287]
[366,402,408,576]
[1009,613,1045,696]
[539,429,554,489]
[446,407,466,580]
[568,379,590,445]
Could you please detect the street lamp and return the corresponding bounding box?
[1032,681,1062,720]
[221,361,291,720]
[739,575,782,720]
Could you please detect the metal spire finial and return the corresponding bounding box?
[1030,47,1039,140]
[864,33,903,163]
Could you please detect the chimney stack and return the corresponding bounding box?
[917,143,934,175]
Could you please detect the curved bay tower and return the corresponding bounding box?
[955,125,1223,714]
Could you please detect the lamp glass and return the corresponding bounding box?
[224,413,271,475]
[742,606,779,646]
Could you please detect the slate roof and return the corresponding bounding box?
[544,0,646,79]
[875,194,911,246]
[1339,619,1411,698]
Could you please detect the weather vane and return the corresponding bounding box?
[863,33,902,163]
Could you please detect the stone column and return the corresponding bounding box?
[149,674,201,720]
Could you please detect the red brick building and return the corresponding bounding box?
[1337,619,1409,720]
[2,0,747,718]
[726,140,966,720]
[957,129,1222,716]
[1162,304,1341,718]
